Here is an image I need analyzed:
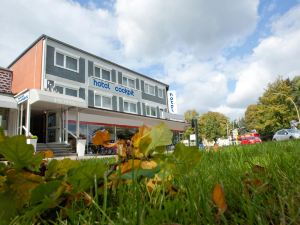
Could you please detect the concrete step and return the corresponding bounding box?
[36,143,77,157]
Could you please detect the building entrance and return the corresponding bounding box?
[30,112,46,143]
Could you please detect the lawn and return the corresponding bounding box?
[1,137,300,225]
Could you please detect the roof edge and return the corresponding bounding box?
[7,34,46,68]
[7,34,168,87]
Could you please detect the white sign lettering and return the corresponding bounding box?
[16,92,29,104]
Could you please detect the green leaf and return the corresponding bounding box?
[67,160,107,192]
[45,158,80,180]
[141,123,173,156]
[0,136,42,171]
[120,166,160,180]
[170,143,202,174]
[30,180,61,205]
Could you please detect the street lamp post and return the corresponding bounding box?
[273,93,300,123]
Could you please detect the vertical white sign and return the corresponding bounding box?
[167,91,178,114]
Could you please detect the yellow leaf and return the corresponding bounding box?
[38,149,54,158]
[120,159,141,174]
[131,125,151,149]
[212,183,227,215]
[141,160,157,169]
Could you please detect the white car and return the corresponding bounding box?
[272,129,300,141]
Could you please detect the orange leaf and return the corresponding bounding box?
[141,160,157,169]
[92,130,111,146]
[212,183,227,215]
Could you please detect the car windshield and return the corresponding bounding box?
[287,129,300,133]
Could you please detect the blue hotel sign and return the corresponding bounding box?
[91,78,140,99]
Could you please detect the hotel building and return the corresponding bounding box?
[1,35,186,154]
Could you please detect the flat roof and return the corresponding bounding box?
[0,66,12,72]
[8,34,169,88]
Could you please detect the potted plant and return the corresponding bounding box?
[26,135,38,152]
[76,134,86,157]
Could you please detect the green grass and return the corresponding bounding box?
[17,140,300,224]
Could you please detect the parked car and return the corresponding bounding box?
[272,129,300,141]
[240,136,262,145]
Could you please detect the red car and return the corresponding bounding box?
[240,136,262,145]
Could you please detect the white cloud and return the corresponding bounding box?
[227,5,300,108]
[0,0,118,66]
[116,0,259,60]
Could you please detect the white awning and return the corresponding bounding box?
[0,94,17,109]
[29,89,87,109]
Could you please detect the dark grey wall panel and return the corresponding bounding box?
[79,88,85,99]
[142,103,146,116]
[141,80,144,92]
[88,61,93,77]
[88,90,94,107]
[136,79,140,90]
[142,93,166,105]
[112,96,117,111]
[112,70,116,83]
[155,86,158,97]
[46,45,85,83]
[118,72,122,84]
[119,97,123,112]
[137,102,141,115]
[156,106,160,118]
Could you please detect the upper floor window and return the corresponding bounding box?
[94,66,111,81]
[144,83,155,95]
[95,94,112,109]
[146,105,157,117]
[124,100,137,114]
[55,51,78,72]
[158,88,163,98]
[123,76,135,89]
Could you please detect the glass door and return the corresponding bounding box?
[47,112,61,143]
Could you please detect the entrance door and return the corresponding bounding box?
[30,113,46,143]
[47,112,61,143]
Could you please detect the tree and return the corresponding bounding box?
[198,112,229,141]
[183,109,199,139]
[244,78,298,138]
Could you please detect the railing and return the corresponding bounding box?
[161,111,185,122]
[64,128,78,139]
[22,126,32,136]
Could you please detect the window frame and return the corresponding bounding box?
[158,87,164,98]
[144,83,155,96]
[146,105,157,117]
[94,92,113,110]
[94,64,111,82]
[123,100,138,114]
[122,75,136,89]
[54,49,79,73]
[52,81,79,97]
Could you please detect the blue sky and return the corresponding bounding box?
[1,0,300,119]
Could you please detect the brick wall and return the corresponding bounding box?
[0,68,13,93]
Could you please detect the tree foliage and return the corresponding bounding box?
[244,77,299,137]
[198,111,229,141]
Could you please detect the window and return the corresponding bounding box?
[94,67,101,78]
[55,51,78,72]
[146,105,157,117]
[94,66,111,81]
[124,101,137,114]
[95,94,112,109]
[102,69,111,81]
[123,76,135,88]
[145,83,155,95]
[65,88,78,97]
[158,88,163,98]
